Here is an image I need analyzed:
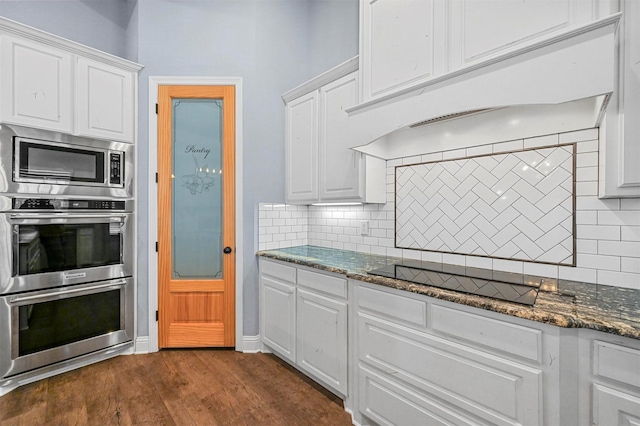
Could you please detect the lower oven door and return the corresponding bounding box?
[0,277,133,380]
[0,212,133,294]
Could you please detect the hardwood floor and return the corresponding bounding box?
[0,350,353,425]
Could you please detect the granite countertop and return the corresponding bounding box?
[257,245,640,340]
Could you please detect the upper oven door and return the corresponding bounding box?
[0,212,133,295]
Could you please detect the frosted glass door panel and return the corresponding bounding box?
[172,99,223,279]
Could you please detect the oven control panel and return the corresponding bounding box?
[13,198,126,210]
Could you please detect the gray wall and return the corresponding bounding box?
[0,0,359,339]
[135,0,358,337]
[0,0,133,59]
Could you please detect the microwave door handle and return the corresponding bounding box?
[9,280,128,304]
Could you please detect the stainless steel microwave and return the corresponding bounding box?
[0,125,133,198]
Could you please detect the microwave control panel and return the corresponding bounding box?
[13,198,126,211]
[109,152,123,185]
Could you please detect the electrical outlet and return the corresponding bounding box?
[359,220,369,236]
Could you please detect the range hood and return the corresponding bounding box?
[347,13,621,160]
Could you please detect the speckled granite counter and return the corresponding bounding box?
[258,245,640,340]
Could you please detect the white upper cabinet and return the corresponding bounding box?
[0,35,73,133]
[600,0,640,197]
[75,57,135,143]
[284,57,385,205]
[0,17,142,143]
[286,91,319,203]
[360,0,445,102]
[359,0,604,103]
[319,72,362,201]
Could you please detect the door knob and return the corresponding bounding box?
[223,246,232,254]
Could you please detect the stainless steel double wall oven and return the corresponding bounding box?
[0,125,135,384]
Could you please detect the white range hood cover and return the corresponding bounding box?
[347,14,621,160]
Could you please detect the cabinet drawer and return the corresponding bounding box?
[593,341,640,389]
[431,304,542,363]
[593,384,640,426]
[358,284,427,328]
[358,313,542,426]
[297,269,346,299]
[260,259,296,283]
[359,366,485,426]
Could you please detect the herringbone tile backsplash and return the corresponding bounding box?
[395,146,574,265]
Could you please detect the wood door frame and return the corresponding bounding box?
[146,76,244,353]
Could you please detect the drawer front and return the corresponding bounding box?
[593,341,640,389]
[357,284,427,328]
[593,384,640,426]
[431,304,542,363]
[297,268,347,299]
[359,366,487,426]
[358,313,542,426]
[260,258,296,283]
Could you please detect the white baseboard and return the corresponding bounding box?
[242,335,262,353]
[134,336,150,354]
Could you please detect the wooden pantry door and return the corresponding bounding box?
[158,85,235,348]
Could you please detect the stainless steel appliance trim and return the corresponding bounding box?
[0,124,134,198]
[9,213,128,221]
[0,212,133,295]
[0,277,134,380]
[9,280,127,304]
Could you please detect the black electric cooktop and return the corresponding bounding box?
[368,259,541,306]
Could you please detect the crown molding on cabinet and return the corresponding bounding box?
[0,16,143,72]
[281,56,358,104]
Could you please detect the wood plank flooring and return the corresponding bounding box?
[0,350,352,426]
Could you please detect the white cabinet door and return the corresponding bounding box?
[360,0,443,102]
[286,91,318,203]
[75,57,134,142]
[593,385,640,426]
[261,273,296,363]
[296,288,348,396]
[319,72,362,201]
[0,35,72,132]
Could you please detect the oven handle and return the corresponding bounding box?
[9,280,127,304]
[9,214,128,220]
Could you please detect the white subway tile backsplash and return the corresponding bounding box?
[598,241,640,258]
[577,253,620,271]
[577,239,598,254]
[559,266,597,283]
[598,211,640,226]
[576,139,598,153]
[576,166,598,182]
[576,196,620,211]
[442,148,466,160]
[257,129,638,289]
[524,134,559,149]
[621,199,640,210]
[597,270,640,290]
[576,152,598,168]
[493,139,523,153]
[576,225,621,241]
[466,144,492,157]
[622,226,640,241]
[622,257,640,274]
[421,152,443,163]
[559,128,598,143]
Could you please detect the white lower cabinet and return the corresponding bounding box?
[259,259,348,397]
[259,258,640,425]
[260,260,297,363]
[354,283,546,426]
[578,332,640,426]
